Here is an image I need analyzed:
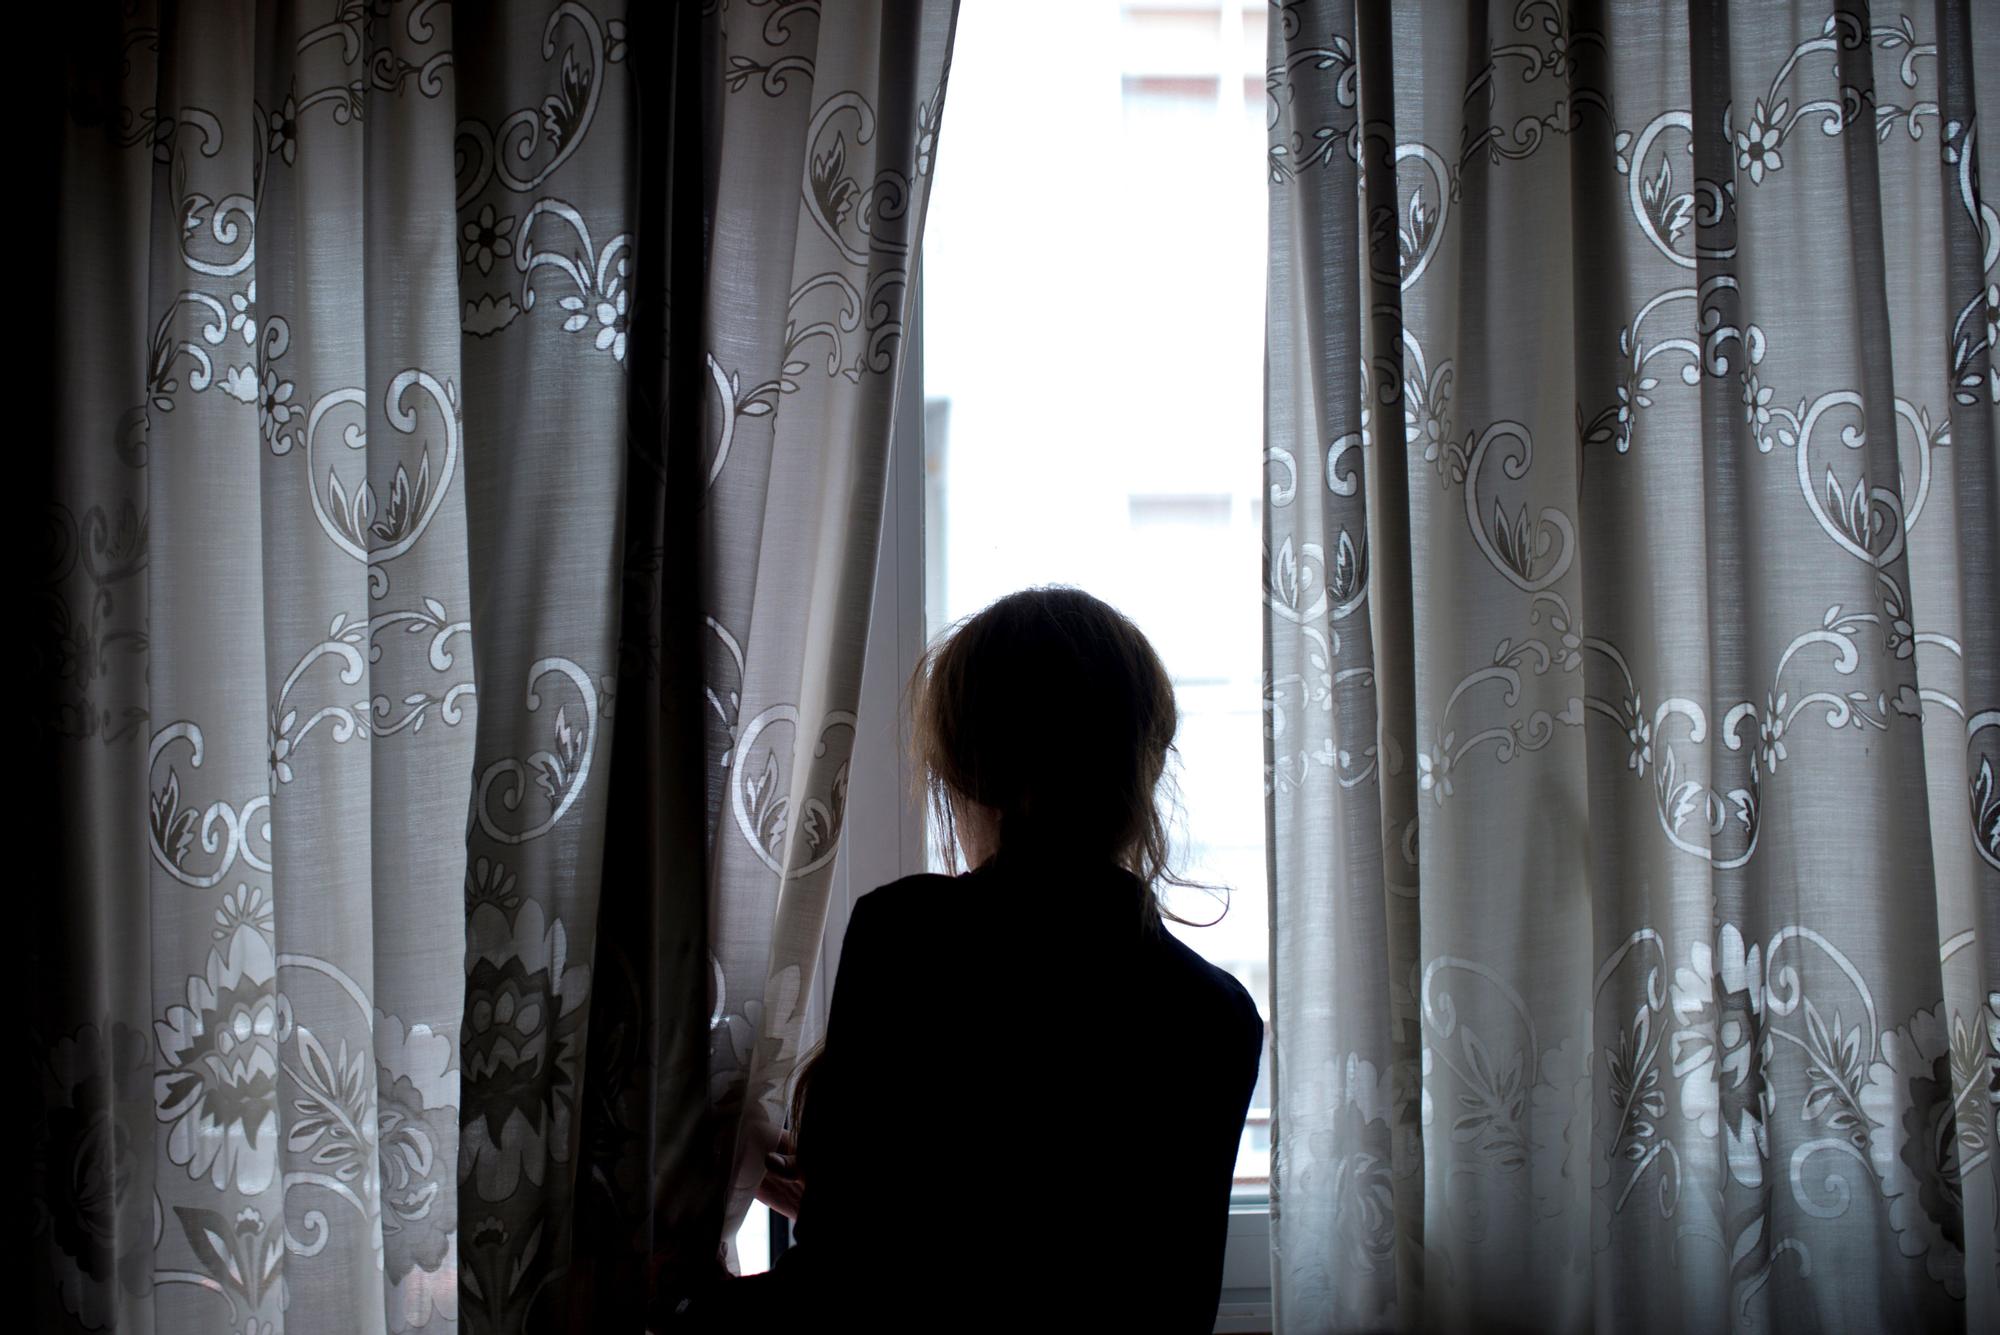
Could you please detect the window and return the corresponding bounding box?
[922,0,1272,1194]
[918,0,1273,1327]
[765,5,1276,1326]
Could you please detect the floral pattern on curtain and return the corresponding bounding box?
[30,3,955,1334]
[563,2,957,1327]
[1264,2,1998,1331]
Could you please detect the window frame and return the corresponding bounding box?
[795,283,1274,1332]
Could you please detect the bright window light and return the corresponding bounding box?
[923,0,1273,1191]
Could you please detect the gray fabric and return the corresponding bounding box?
[1264,2,1998,1330]
[33,3,954,1333]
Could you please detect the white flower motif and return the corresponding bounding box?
[1735,101,1782,184]
[153,923,293,1194]
[1669,924,1770,1186]
[269,96,298,165]
[1758,692,1788,772]
[460,204,516,276]
[464,855,519,912]
[373,1012,458,1320]
[1888,615,1915,660]
[1614,367,1659,451]
[1625,693,1652,774]
[1415,410,1446,466]
[1860,1006,1966,1297]
[259,369,296,446]
[229,281,258,345]
[268,709,296,786]
[1740,370,1772,428]
[1416,733,1454,804]
[594,284,629,362]
[461,899,591,1201]
[213,884,273,941]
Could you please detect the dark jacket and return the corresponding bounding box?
[679,845,1264,1331]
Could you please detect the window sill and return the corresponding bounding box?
[1214,1200,1272,1333]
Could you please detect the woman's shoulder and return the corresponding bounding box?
[848,871,967,935]
[1154,932,1265,1043]
[856,870,963,909]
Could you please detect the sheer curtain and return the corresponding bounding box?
[1264,2,1997,1331]
[31,3,956,1333]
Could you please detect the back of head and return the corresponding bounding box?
[909,586,1181,905]
[786,588,1204,1161]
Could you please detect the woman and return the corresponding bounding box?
[671,587,1264,1331]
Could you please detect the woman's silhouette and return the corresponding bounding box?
[671,586,1264,1332]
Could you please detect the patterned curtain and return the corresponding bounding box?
[31,4,956,1334]
[1264,2,1996,1331]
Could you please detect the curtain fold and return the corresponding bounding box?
[32,3,956,1333]
[1265,2,1998,1331]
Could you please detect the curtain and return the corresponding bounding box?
[1264,2,1997,1331]
[30,3,956,1333]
